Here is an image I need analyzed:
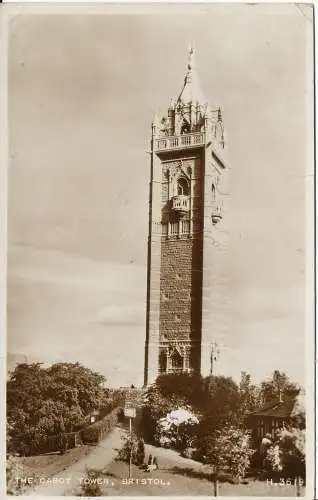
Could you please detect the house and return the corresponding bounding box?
[247,389,305,447]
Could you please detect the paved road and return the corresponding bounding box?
[25,426,125,496]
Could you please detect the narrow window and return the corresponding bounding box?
[212,183,216,201]
[177,178,189,196]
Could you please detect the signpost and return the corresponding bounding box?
[211,465,219,497]
[124,407,136,479]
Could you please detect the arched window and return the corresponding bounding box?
[211,183,216,201]
[171,350,183,372]
[159,350,167,374]
[177,177,189,196]
[181,120,190,135]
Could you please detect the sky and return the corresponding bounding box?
[7,4,313,387]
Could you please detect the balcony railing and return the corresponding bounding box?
[154,132,205,152]
[172,195,190,213]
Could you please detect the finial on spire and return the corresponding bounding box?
[187,43,195,70]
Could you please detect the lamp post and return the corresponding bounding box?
[124,407,136,479]
[210,342,220,376]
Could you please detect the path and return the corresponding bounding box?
[145,442,211,473]
[25,426,125,496]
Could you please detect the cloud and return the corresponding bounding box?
[94,303,145,326]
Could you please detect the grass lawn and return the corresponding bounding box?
[16,445,94,477]
[70,458,305,497]
[9,444,95,493]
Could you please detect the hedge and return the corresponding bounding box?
[80,407,122,444]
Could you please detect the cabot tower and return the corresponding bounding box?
[144,48,228,386]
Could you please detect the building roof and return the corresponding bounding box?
[249,391,302,419]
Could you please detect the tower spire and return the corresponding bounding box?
[177,46,207,107]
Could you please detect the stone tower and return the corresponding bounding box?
[144,48,228,387]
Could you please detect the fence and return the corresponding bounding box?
[28,431,82,456]
[27,405,124,455]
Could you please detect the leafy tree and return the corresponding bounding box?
[140,384,186,442]
[198,376,240,435]
[238,372,262,423]
[205,426,254,482]
[155,373,203,409]
[290,390,306,429]
[7,362,109,455]
[259,370,298,404]
[45,362,107,414]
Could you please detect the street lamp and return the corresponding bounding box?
[124,407,136,479]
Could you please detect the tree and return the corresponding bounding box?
[290,390,306,429]
[7,362,109,455]
[140,384,187,442]
[155,373,203,409]
[238,372,261,422]
[45,362,107,414]
[205,426,254,483]
[259,370,298,405]
[198,376,240,435]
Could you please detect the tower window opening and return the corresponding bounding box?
[159,350,167,374]
[212,183,216,201]
[181,121,190,134]
[177,178,189,196]
[170,350,183,372]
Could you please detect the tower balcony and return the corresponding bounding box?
[154,132,205,152]
[211,206,222,225]
[172,195,190,214]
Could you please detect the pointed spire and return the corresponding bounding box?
[177,46,207,107]
[152,111,160,128]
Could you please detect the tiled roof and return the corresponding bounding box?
[249,392,299,419]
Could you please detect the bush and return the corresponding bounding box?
[79,468,103,497]
[135,439,146,466]
[154,407,199,450]
[265,427,305,480]
[81,407,121,444]
[117,433,145,466]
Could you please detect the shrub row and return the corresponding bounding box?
[80,407,121,444]
[99,396,125,420]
